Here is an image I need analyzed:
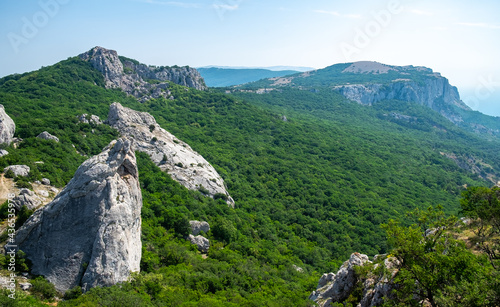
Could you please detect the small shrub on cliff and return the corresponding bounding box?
[30,276,57,301]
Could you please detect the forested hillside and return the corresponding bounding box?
[0,53,498,305]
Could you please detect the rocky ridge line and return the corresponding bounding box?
[79,46,206,102]
[107,102,234,207]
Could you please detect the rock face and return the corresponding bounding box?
[37,131,59,142]
[5,165,30,177]
[107,102,234,207]
[190,220,210,235]
[0,105,15,145]
[15,138,142,293]
[333,63,471,125]
[80,47,206,102]
[310,253,399,307]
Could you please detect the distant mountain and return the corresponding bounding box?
[236,61,500,139]
[197,67,300,87]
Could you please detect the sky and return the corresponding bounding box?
[0,0,499,116]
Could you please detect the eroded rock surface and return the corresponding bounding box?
[80,47,206,102]
[190,220,210,235]
[5,165,30,177]
[15,138,142,293]
[0,105,15,145]
[107,102,234,206]
[37,131,59,143]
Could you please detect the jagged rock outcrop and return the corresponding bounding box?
[188,234,210,253]
[107,102,234,207]
[15,138,142,293]
[37,131,59,143]
[0,105,15,145]
[79,114,103,125]
[5,165,30,177]
[310,253,400,307]
[12,189,42,211]
[79,47,206,102]
[190,220,210,235]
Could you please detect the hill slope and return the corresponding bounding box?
[0,49,498,305]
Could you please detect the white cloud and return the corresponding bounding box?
[213,4,239,11]
[313,10,361,19]
[457,22,500,29]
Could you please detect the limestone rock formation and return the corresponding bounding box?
[15,138,142,293]
[0,149,8,157]
[107,102,234,206]
[190,220,210,235]
[80,47,206,102]
[79,114,103,125]
[12,189,42,211]
[310,253,400,307]
[0,105,15,145]
[37,131,59,142]
[310,253,371,306]
[188,234,210,253]
[5,165,30,177]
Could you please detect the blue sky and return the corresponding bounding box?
[1,0,499,116]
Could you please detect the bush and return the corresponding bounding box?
[30,276,57,300]
[63,286,82,300]
[4,168,15,178]
[0,200,9,219]
[15,206,34,230]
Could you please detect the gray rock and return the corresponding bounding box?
[19,282,32,291]
[37,131,59,143]
[188,234,210,253]
[190,220,210,235]
[310,254,400,307]
[41,178,51,185]
[108,102,234,207]
[12,189,42,211]
[79,114,103,125]
[0,149,9,157]
[5,165,30,177]
[0,105,15,145]
[334,75,469,125]
[309,253,371,307]
[38,190,49,198]
[15,138,142,293]
[80,47,206,102]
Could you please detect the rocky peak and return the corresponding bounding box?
[79,46,206,102]
[107,102,234,207]
[15,138,142,293]
[0,104,15,145]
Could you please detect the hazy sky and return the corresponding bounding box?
[1,0,499,116]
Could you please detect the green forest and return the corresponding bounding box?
[0,56,499,305]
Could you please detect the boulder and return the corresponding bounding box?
[0,105,15,145]
[5,165,30,177]
[108,102,234,206]
[190,220,210,235]
[79,114,103,125]
[37,131,59,143]
[0,149,8,157]
[188,234,210,253]
[12,189,42,211]
[41,178,51,185]
[15,138,142,293]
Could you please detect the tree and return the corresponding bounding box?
[460,186,500,268]
[382,206,493,306]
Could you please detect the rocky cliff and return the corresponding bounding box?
[79,46,206,102]
[15,138,142,293]
[310,253,399,307]
[0,104,15,145]
[107,102,234,207]
[333,62,471,125]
